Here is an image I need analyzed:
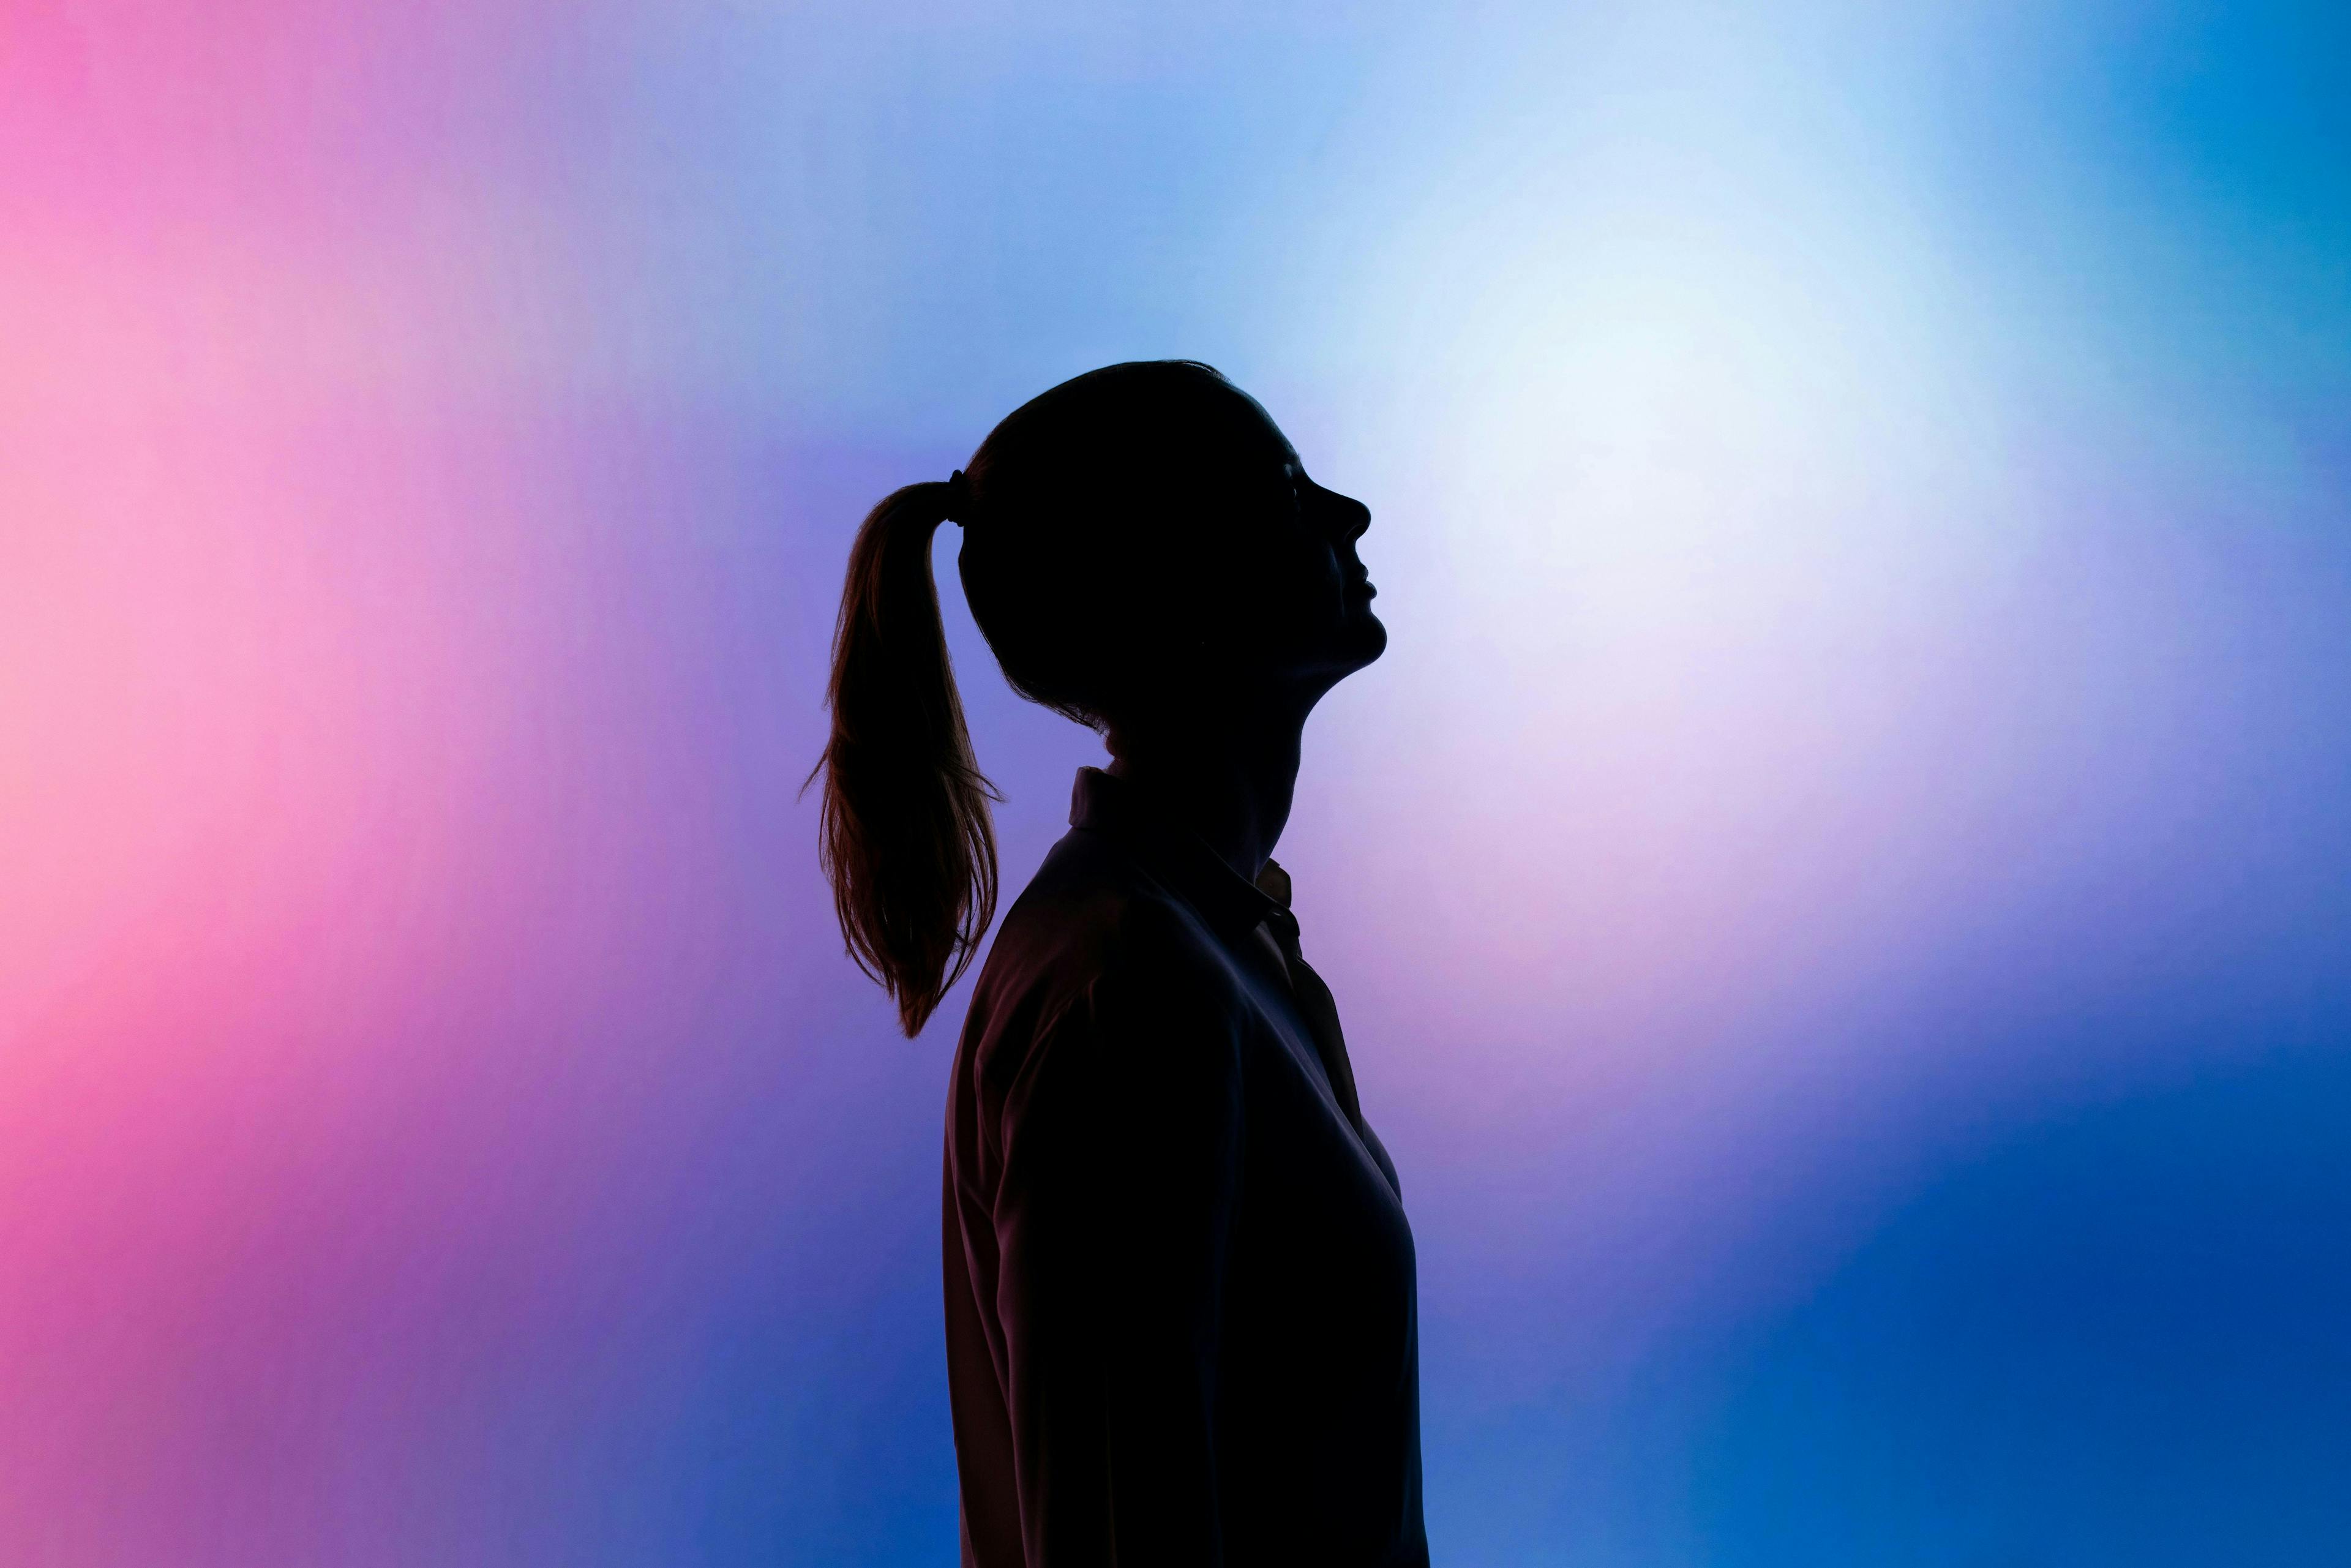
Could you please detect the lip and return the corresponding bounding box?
[1346,575,1376,599]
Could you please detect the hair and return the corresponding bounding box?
[816,359,1237,1035]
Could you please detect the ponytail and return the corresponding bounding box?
[816,481,1000,1036]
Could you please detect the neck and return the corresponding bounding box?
[1107,696,1307,881]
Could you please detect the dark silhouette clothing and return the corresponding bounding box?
[943,767,1427,1567]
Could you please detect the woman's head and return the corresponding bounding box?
[959,360,1384,737]
[817,360,1383,1033]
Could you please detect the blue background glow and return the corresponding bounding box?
[1,1,2345,1562]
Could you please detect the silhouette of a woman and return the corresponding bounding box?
[817,361,1425,1566]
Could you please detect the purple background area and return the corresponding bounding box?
[3,2,2347,1562]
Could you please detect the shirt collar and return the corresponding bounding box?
[1068,766,1284,942]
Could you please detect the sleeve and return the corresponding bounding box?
[990,936,1244,1567]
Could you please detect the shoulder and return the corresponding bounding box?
[977,829,1226,1008]
[958,828,1242,1086]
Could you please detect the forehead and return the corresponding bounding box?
[1196,384,1297,467]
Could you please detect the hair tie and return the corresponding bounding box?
[943,468,972,525]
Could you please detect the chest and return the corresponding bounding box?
[1218,952,1409,1265]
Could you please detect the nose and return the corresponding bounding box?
[1317,486,1371,542]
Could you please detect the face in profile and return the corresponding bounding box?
[955,362,1385,736]
[1190,384,1387,702]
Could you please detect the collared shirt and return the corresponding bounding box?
[942,767,1427,1567]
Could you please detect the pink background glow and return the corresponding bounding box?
[6,1,2347,1562]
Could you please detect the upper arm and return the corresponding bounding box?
[989,921,1246,1564]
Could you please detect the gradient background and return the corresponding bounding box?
[4,1,2348,1563]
